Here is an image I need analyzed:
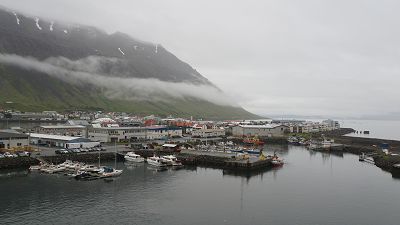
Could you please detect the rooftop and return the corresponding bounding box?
[40,125,85,129]
[29,133,82,141]
[238,124,287,129]
[0,131,29,139]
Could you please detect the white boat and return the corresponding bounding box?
[41,165,66,174]
[29,162,48,171]
[147,156,168,167]
[29,165,42,170]
[124,152,145,163]
[79,164,100,173]
[162,155,183,167]
[98,167,123,178]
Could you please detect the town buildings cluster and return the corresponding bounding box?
[0,110,340,151]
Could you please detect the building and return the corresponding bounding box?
[88,126,183,143]
[322,119,340,129]
[0,131,29,149]
[33,125,86,137]
[191,128,225,138]
[232,124,289,137]
[29,133,100,149]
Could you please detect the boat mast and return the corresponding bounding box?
[114,140,117,169]
[98,145,101,167]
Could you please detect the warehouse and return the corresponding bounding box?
[33,125,86,136]
[29,133,100,149]
[88,126,182,143]
[232,124,289,137]
[0,131,30,150]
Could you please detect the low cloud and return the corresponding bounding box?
[0,53,235,106]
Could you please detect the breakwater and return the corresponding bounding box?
[0,157,39,169]
[177,151,273,171]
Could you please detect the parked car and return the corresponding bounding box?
[17,151,29,157]
[0,154,4,158]
[100,147,106,151]
[4,152,15,158]
[80,148,88,153]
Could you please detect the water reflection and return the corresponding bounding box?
[222,166,282,183]
[0,169,29,179]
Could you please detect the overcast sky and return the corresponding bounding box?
[1,0,400,118]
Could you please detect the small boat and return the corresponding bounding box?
[98,166,123,178]
[359,153,366,161]
[270,153,284,166]
[246,149,261,155]
[29,165,42,171]
[147,156,168,167]
[79,164,100,173]
[29,162,47,171]
[41,165,66,174]
[162,155,183,167]
[124,152,145,163]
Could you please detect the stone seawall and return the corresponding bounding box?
[0,157,39,169]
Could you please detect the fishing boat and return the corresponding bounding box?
[124,152,145,163]
[243,137,265,145]
[271,155,284,166]
[162,155,183,167]
[147,156,168,167]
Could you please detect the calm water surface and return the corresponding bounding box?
[1,146,400,225]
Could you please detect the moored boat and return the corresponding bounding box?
[246,149,261,155]
[162,155,183,167]
[124,152,145,163]
[98,166,123,178]
[147,156,168,167]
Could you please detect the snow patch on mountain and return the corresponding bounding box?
[34,18,42,30]
[12,12,20,25]
[118,48,125,55]
[49,21,54,31]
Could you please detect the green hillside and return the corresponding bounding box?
[0,65,259,120]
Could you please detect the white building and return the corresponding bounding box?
[33,125,86,137]
[191,128,225,138]
[232,124,288,137]
[88,126,182,143]
[29,133,100,149]
[322,119,340,129]
[0,131,29,149]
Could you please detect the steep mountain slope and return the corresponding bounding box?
[0,7,259,119]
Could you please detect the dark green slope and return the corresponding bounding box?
[0,65,259,119]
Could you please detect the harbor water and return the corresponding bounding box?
[1,146,400,225]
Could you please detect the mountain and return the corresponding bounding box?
[0,7,259,119]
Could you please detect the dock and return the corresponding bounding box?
[177,150,272,171]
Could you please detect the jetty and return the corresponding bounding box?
[176,149,273,171]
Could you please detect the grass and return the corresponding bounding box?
[0,65,260,120]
